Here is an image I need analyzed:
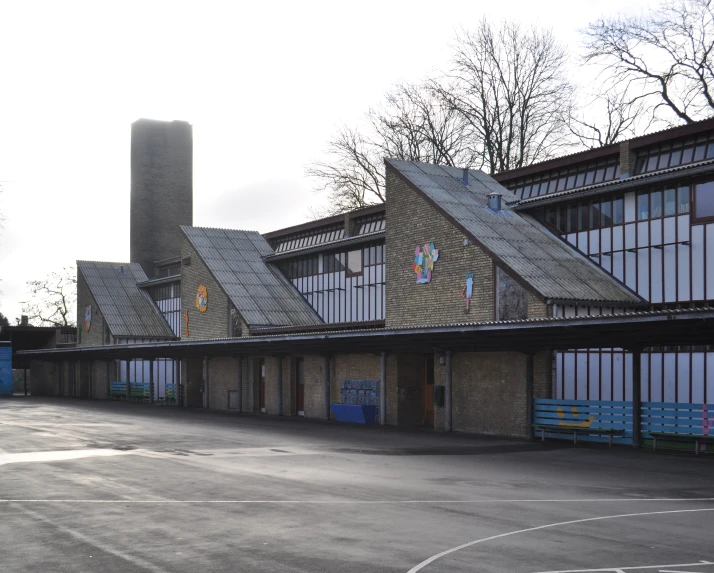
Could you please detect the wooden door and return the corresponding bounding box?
[424,357,435,425]
[296,357,305,415]
[257,358,266,412]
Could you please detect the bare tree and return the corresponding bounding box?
[435,20,575,174]
[567,89,655,148]
[306,83,475,215]
[22,267,77,327]
[583,0,714,125]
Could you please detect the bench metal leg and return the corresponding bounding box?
[696,439,700,456]
[608,434,613,448]
[573,431,577,445]
[653,436,657,452]
[541,429,545,442]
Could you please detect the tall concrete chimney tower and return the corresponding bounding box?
[130,118,193,278]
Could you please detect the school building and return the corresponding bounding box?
[22,117,714,445]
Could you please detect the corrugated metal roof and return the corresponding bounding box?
[387,159,644,305]
[77,261,176,338]
[181,227,323,329]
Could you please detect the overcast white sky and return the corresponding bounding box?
[0,0,654,322]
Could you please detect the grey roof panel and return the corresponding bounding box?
[77,261,176,339]
[386,159,643,305]
[181,227,323,328]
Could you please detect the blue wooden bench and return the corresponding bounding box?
[165,383,178,405]
[108,381,128,401]
[642,402,713,455]
[533,399,632,447]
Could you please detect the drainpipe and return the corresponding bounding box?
[324,355,331,420]
[445,350,453,432]
[277,357,283,416]
[380,352,387,425]
[632,348,642,447]
[236,357,243,412]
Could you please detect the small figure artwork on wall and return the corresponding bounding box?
[84,305,92,332]
[413,242,439,284]
[196,284,208,312]
[462,273,474,313]
[184,309,190,337]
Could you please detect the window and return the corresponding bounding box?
[650,190,662,218]
[664,188,676,216]
[601,200,612,227]
[678,185,690,214]
[694,180,714,220]
[346,249,362,276]
[613,197,624,225]
[637,192,649,220]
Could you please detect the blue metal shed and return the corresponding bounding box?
[0,341,12,395]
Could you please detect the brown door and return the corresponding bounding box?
[424,357,435,425]
[296,357,305,415]
[257,358,266,412]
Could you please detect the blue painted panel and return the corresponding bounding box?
[0,343,11,396]
[330,404,377,424]
[533,399,635,444]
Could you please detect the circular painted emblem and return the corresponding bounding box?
[196,284,208,312]
[84,305,92,332]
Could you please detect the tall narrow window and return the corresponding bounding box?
[346,249,362,277]
[664,188,676,216]
[694,180,714,220]
[613,197,624,225]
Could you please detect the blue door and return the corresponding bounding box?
[0,343,12,395]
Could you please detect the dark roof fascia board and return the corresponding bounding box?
[515,159,714,210]
[495,117,714,183]
[262,204,385,240]
[18,308,714,359]
[494,145,620,183]
[264,232,385,262]
[137,275,181,289]
[250,319,385,336]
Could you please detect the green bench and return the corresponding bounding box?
[642,402,712,455]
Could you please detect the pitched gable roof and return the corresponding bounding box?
[181,227,323,328]
[386,159,645,305]
[77,261,176,338]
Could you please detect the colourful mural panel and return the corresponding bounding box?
[413,243,439,284]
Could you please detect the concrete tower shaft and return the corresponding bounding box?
[130,119,193,277]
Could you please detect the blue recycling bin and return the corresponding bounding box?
[330,404,378,424]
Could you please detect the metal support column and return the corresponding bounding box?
[525,353,534,439]
[380,352,387,425]
[202,356,209,409]
[236,357,243,412]
[632,348,642,447]
[276,357,283,416]
[324,355,331,420]
[149,359,154,404]
[23,367,27,396]
[89,360,93,399]
[445,350,453,432]
[106,361,110,399]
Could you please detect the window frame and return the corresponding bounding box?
[345,248,363,277]
[691,178,714,223]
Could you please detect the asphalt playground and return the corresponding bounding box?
[1,397,713,573]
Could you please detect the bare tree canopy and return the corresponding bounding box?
[583,0,714,125]
[22,267,77,327]
[0,311,10,329]
[306,83,473,215]
[438,20,574,173]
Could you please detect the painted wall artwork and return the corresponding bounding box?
[84,305,92,332]
[462,273,474,312]
[184,310,190,336]
[413,243,439,284]
[195,284,208,312]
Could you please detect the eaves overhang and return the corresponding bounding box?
[18,308,714,360]
[264,231,385,262]
[514,159,714,210]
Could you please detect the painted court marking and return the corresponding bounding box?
[406,508,714,573]
[1,498,714,505]
[0,449,133,466]
[534,561,714,572]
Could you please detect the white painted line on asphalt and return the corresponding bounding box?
[406,508,714,573]
[535,559,714,572]
[1,498,714,504]
[16,505,172,573]
[0,449,134,466]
